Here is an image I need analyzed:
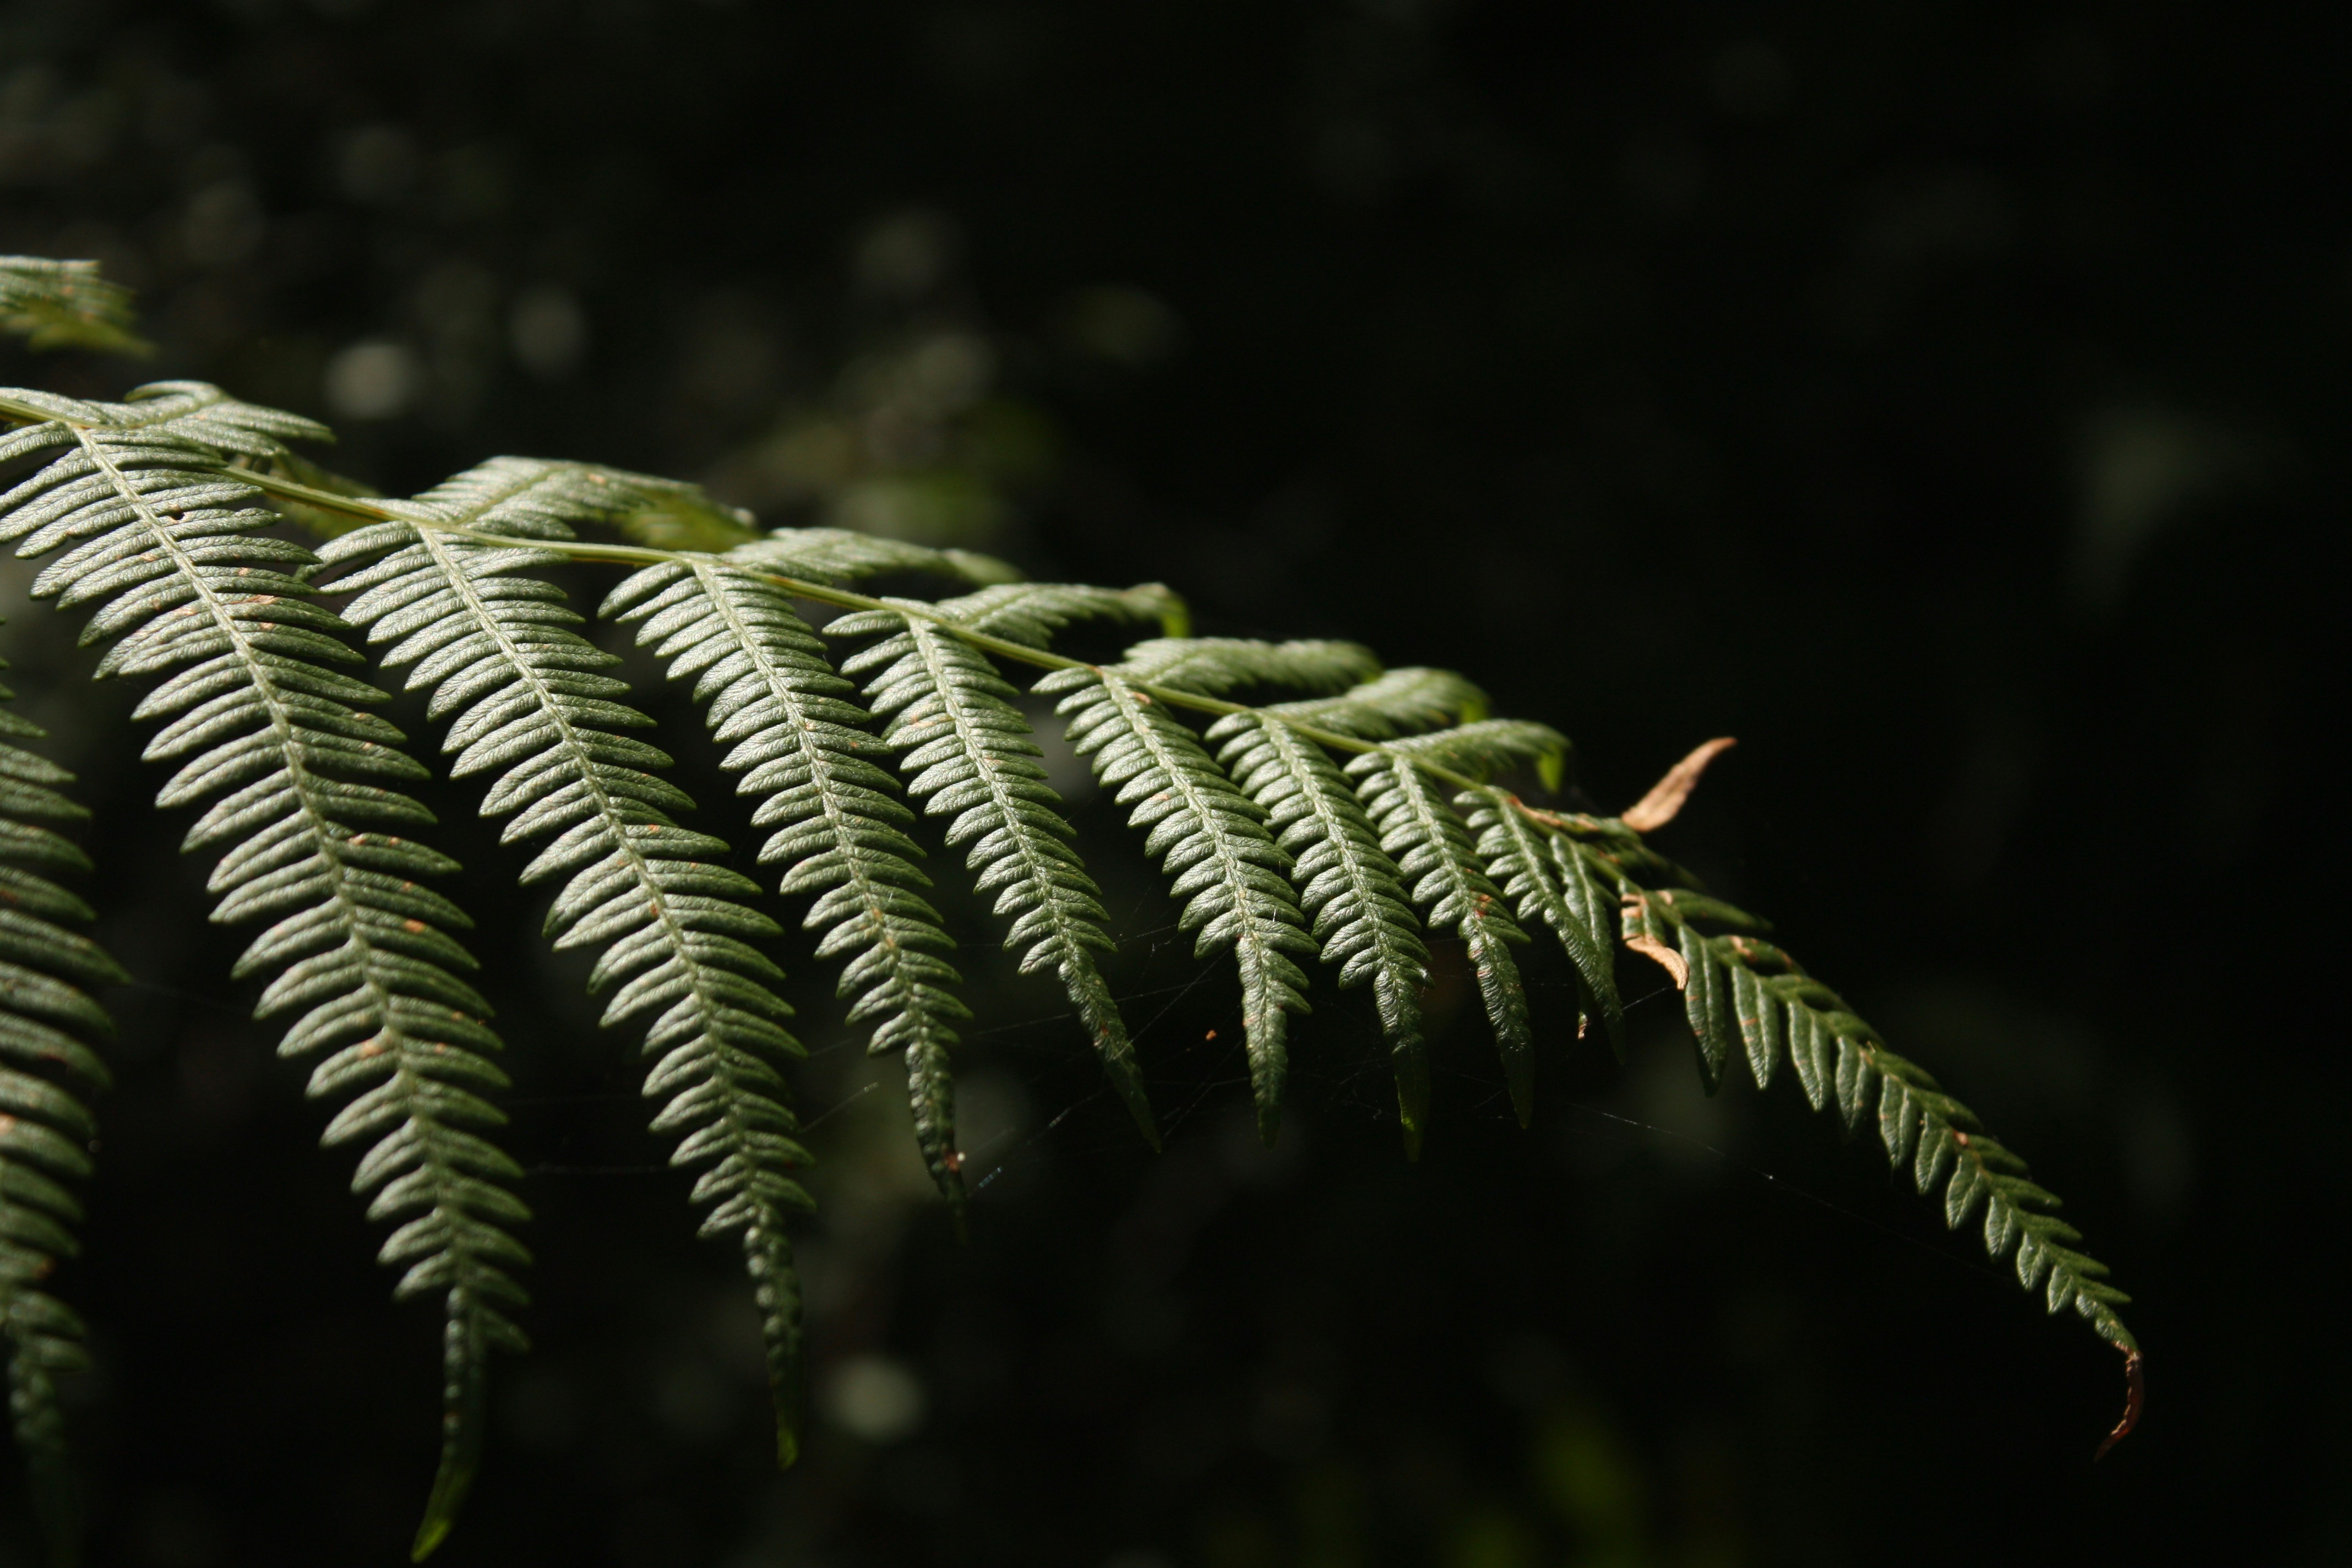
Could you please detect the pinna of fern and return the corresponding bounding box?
[0,258,149,358]
[312,461,819,1480]
[0,383,531,1560]
[0,624,123,1566]
[0,257,2143,1562]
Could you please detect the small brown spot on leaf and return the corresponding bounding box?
[402,918,427,933]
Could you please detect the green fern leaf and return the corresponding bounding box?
[1389,718,1570,792]
[1346,739,1533,1132]
[1542,830,1624,1050]
[0,257,151,357]
[1104,636,1380,696]
[865,580,1184,649]
[1196,667,1484,1151]
[314,459,814,1477]
[825,587,1167,1145]
[1462,790,1627,1072]
[0,386,526,1560]
[1034,641,1343,1144]
[0,638,122,1566]
[603,557,976,1214]
[1207,709,1432,1148]
[1565,832,2137,1352]
[1261,666,1491,738]
[727,527,1020,587]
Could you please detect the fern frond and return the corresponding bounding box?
[0,257,150,357]
[0,385,526,1559]
[727,527,1019,587]
[314,460,814,1474]
[602,558,975,1213]
[1344,740,1534,1133]
[0,637,123,1564]
[1033,640,1354,1142]
[825,586,1169,1144]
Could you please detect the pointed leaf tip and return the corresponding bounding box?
[411,1502,459,1562]
[411,1437,477,1559]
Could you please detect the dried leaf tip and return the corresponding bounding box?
[1622,736,1738,832]
[2094,1345,2145,1461]
[1625,934,1688,989]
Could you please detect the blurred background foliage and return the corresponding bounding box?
[1,1,2344,1565]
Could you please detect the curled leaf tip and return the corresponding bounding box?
[1622,736,1738,832]
[1624,933,1688,989]
[2094,1345,2145,1461]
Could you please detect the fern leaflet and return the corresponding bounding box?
[1033,637,1374,1142]
[314,459,815,1472]
[0,385,530,1559]
[0,631,123,1561]
[1464,790,1627,1059]
[1342,726,1566,1133]
[0,257,150,357]
[726,527,1019,588]
[1202,667,1485,1150]
[603,554,975,1213]
[825,584,1172,1145]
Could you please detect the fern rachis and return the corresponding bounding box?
[0,258,2142,1560]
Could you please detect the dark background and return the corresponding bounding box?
[1,2,2344,1565]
